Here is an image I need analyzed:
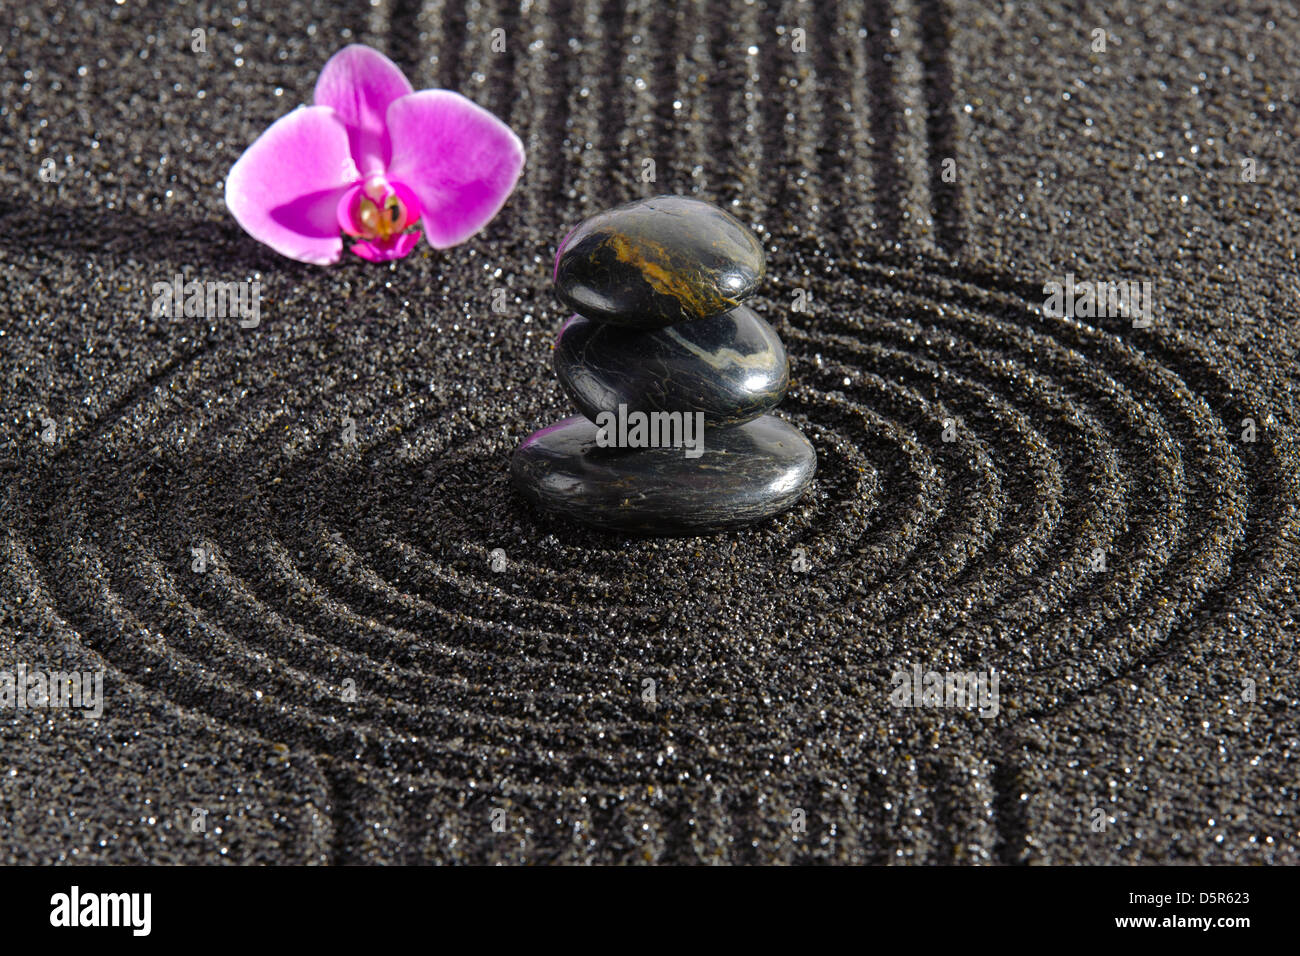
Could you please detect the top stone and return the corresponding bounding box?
[553,196,765,329]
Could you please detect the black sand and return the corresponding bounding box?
[0,0,1296,863]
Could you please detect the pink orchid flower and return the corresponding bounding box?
[225,44,525,264]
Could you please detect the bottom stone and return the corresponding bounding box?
[511,413,816,533]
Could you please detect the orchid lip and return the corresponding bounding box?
[336,177,422,252]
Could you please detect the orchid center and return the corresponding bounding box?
[344,177,418,242]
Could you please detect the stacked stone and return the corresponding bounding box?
[511,195,816,533]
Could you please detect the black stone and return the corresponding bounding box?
[510,414,816,533]
[553,195,766,329]
[554,304,789,427]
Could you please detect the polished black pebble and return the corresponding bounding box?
[554,304,789,427]
[553,195,765,329]
[511,414,816,533]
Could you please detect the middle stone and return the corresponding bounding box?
[554,303,789,427]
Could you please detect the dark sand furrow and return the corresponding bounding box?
[882,0,937,249]
[436,0,469,91]
[699,0,744,208]
[510,0,563,233]
[645,0,685,189]
[614,0,661,205]
[754,0,802,237]
[774,0,825,236]
[914,0,968,254]
[860,0,905,246]
[675,0,713,197]
[730,0,768,226]
[811,0,876,239]
[552,0,607,222]
[458,0,515,122]
[594,0,631,201]
[383,0,433,83]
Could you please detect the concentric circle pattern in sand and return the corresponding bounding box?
[8,238,1297,862]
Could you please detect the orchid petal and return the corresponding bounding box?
[313,44,414,177]
[225,106,358,265]
[350,231,422,262]
[336,182,368,237]
[384,90,525,249]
